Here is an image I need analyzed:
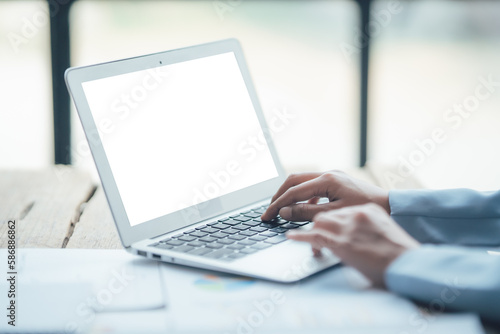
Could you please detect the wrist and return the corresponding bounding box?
[374,190,390,214]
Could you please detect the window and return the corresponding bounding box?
[69,0,360,175]
[0,0,52,168]
[370,0,500,190]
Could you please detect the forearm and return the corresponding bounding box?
[389,189,500,246]
[386,245,500,324]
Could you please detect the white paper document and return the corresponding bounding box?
[0,249,166,333]
[0,249,485,334]
[159,264,485,334]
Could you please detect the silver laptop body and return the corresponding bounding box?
[65,39,339,282]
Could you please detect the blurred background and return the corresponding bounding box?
[1,0,499,191]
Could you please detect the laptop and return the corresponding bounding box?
[65,39,339,282]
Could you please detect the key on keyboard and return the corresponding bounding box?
[150,203,303,262]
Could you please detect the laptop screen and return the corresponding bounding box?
[82,52,278,226]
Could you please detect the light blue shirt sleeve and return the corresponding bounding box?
[386,245,500,324]
[389,189,500,246]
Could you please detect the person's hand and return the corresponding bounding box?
[261,171,390,222]
[287,203,420,287]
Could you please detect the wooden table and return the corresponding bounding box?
[0,166,120,249]
[0,164,421,249]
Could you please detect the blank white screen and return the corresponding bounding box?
[82,52,278,226]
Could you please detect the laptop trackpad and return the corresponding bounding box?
[232,240,340,282]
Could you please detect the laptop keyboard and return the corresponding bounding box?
[148,204,311,262]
